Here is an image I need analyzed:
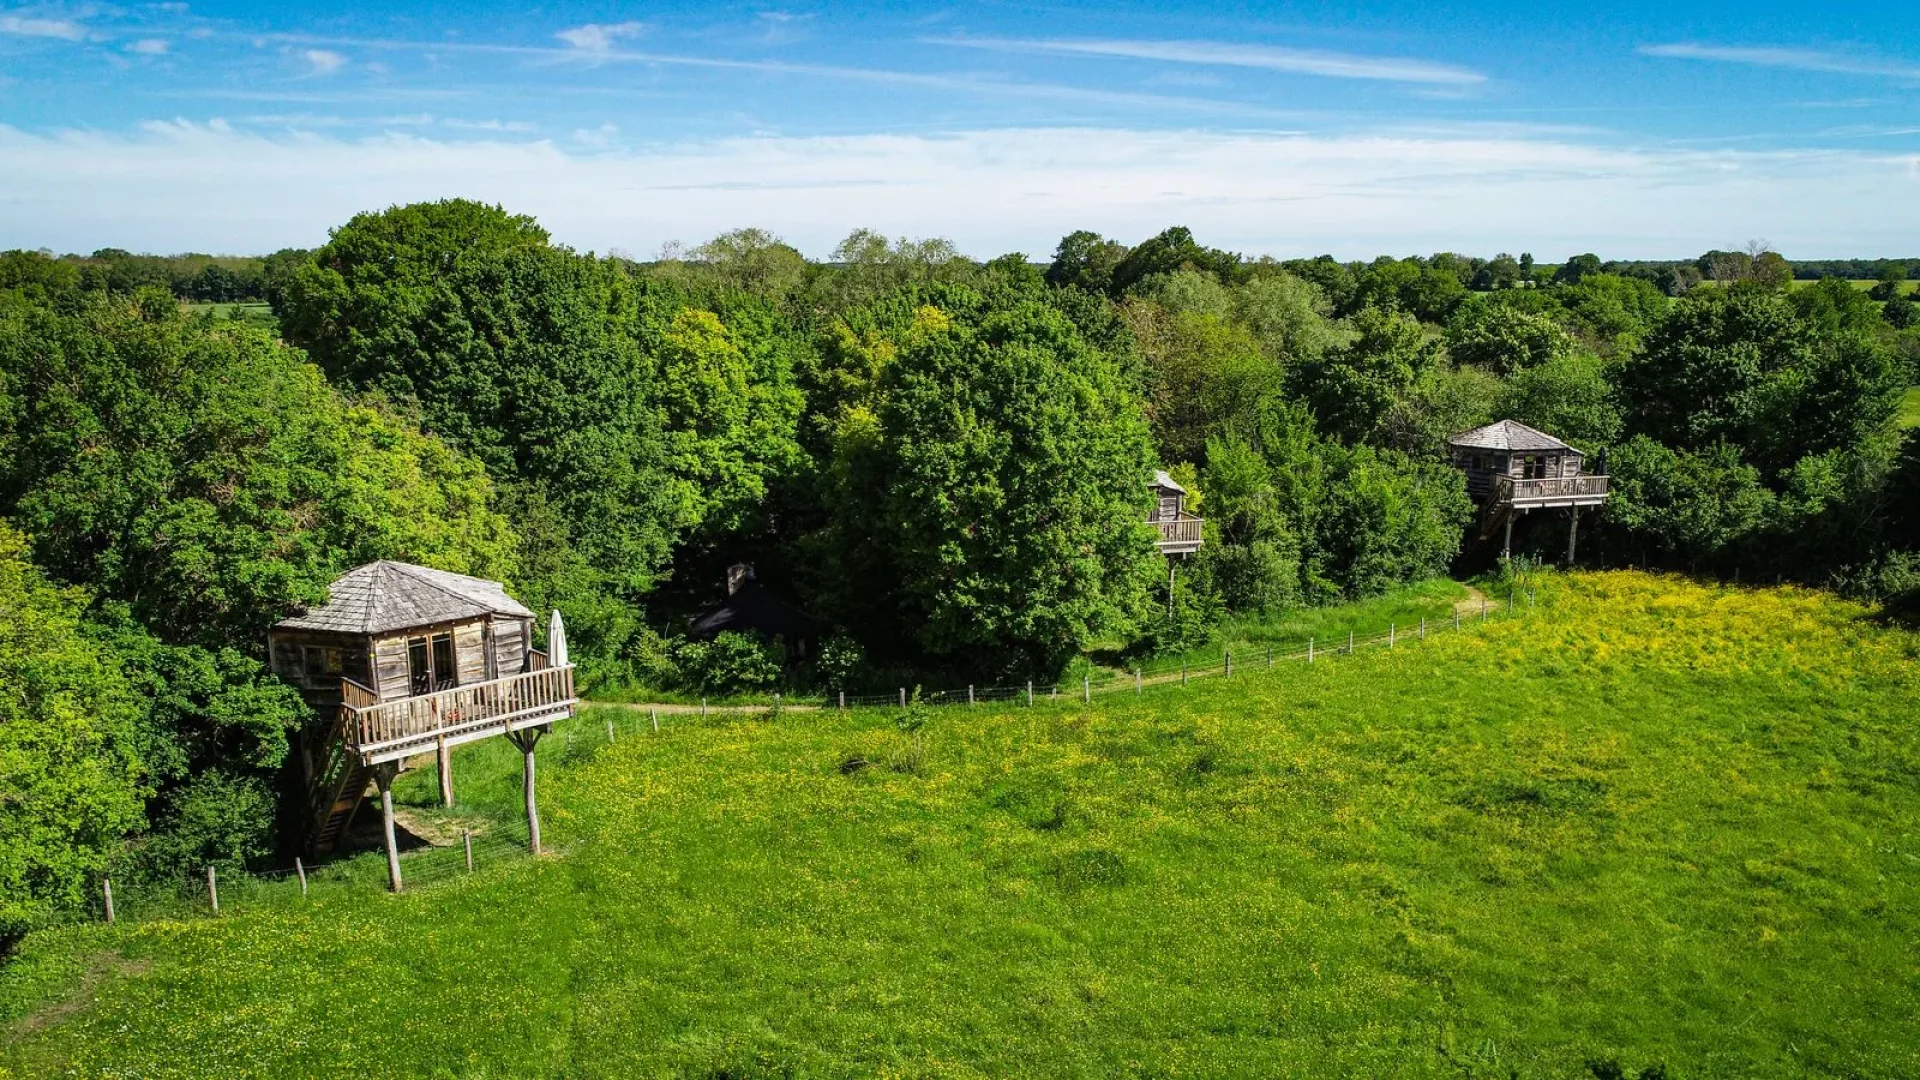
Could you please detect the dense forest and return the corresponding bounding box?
[3,201,1917,938]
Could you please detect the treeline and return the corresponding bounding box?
[0,247,306,304]
[2,203,1917,939]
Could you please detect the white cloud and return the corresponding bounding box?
[128,38,169,55]
[933,37,1486,86]
[1,122,1915,259]
[301,48,346,76]
[572,122,619,148]
[554,21,643,53]
[1641,43,1920,82]
[0,12,86,40]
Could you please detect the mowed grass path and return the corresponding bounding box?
[4,573,1919,1078]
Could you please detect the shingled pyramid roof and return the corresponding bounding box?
[1447,419,1577,453]
[273,561,534,636]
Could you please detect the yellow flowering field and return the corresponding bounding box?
[3,572,1917,1078]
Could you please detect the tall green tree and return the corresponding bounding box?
[828,296,1160,676]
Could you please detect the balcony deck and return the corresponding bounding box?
[1154,515,1203,555]
[1501,474,1609,509]
[343,663,577,766]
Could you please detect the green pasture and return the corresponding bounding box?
[1900,387,1920,429]
[4,572,1918,1078]
[181,301,278,333]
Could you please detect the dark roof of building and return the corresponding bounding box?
[273,561,533,636]
[690,579,823,642]
[1448,419,1578,453]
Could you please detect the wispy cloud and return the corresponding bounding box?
[300,48,347,76]
[1640,43,1920,81]
[555,21,644,53]
[4,122,1914,259]
[0,12,86,40]
[128,38,169,55]
[260,32,1318,121]
[931,37,1486,86]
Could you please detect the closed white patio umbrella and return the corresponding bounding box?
[548,608,569,667]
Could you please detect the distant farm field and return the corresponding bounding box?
[4,573,1918,1078]
[181,300,278,333]
[1901,387,1920,429]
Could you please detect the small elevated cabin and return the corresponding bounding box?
[1149,470,1203,556]
[690,563,823,664]
[1447,420,1609,561]
[271,562,575,884]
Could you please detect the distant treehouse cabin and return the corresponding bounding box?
[270,561,575,890]
[1149,470,1203,556]
[1448,420,1609,562]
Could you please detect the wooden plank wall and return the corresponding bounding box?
[494,619,527,676]
[455,623,488,684]
[374,636,410,701]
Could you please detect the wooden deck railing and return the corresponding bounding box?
[1154,515,1203,547]
[344,665,576,762]
[1501,474,1609,506]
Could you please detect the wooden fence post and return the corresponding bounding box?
[1083,675,1090,703]
[1308,636,1314,663]
[206,866,219,913]
[1226,651,1232,677]
[969,684,975,706]
[1347,630,1354,654]
[839,691,846,710]
[1136,669,1142,694]
[295,857,307,897]
[652,709,659,733]
[899,687,907,708]
[1181,663,1188,687]
[701,698,707,719]
[464,830,473,873]
[103,875,114,925]
[606,718,615,743]
[1027,680,1034,706]
[1389,624,1395,649]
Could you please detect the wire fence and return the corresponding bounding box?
[61,586,1539,934]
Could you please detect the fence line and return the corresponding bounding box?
[61,586,1537,934]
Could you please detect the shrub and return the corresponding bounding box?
[674,632,783,695]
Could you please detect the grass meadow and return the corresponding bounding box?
[1900,387,1920,430]
[3,572,1918,1078]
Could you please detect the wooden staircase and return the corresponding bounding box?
[307,707,371,856]
[1477,478,1515,540]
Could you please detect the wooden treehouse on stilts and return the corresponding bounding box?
[269,561,576,891]
[1149,470,1204,610]
[1448,420,1609,563]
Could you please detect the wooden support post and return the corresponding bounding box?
[701,698,707,719]
[103,875,114,925]
[652,709,659,733]
[1481,599,1488,619]
[1455,609,1460,630]
[207,865,219,912]
[839,691,846,710]
[1226,651,1232,677]
[1136,669,1142,694]
[1027,681,1034,706]
[899,687,907,708]
[968,684,975,706]
[1502,515,1514,561]
[375,762,402,893]
[1567,506,1581,566]
[463,830,474,873]
[1181,663,1187,687]
[1082,675,1090,703]
[1308,636,1314,663]
[1347,630,1354,655]
[437,734,454,809]
[508,729,544,856]
[1389,624,1395,649]
[295,857,307,897]
[606,718,615,743]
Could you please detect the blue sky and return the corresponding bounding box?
[1,1,1916,258]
